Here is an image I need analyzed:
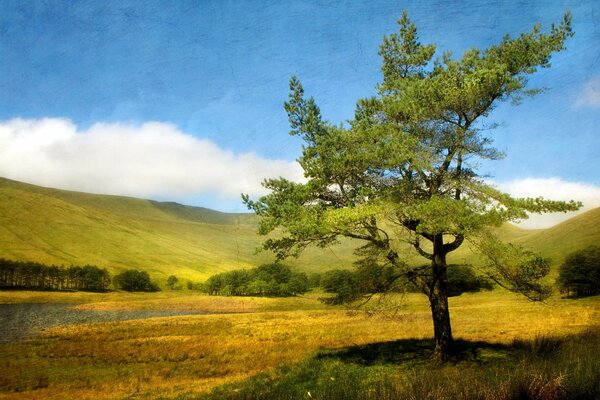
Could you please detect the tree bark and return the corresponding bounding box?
[429,234,453,361]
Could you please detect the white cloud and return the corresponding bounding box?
[496,178,600,229]
[575,75,600,107]
[0,118,304,201]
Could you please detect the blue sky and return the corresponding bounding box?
[0,0,598,225]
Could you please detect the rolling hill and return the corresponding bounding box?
[0,177,598,282]
[0,177,357,280]
[519,207,600,264]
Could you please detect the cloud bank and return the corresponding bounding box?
[497,178,600,229]
[0,118,303,200]
[1,118,598,228]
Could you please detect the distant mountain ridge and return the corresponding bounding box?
[0,177,598,281]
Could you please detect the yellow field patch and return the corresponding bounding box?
[0,290,598,399]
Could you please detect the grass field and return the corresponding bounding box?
[0,289,598,399]
[1,178,599,398]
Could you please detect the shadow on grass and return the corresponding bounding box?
[316,336,557,366]
[202,330,599,400]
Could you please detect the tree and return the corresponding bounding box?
[321,269,360,304]
[557,246,600,297]
[244,11,579,360]
[113,269,160,292]
[166,275,179,290]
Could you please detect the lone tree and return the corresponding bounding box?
[244,12,579,360]
[166,275,179,290]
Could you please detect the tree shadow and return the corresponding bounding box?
[316,337,532,366]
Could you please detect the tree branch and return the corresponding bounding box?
[413,235,434,260]
[443,234,464,253]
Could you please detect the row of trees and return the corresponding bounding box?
[203,263,309,297]
[0,258,110,291]
[0,259,163,292]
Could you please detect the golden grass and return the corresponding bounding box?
[1,290,598,399]
[0,290,329,313]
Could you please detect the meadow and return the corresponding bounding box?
[0,289,598,399]
[1,179,600,399]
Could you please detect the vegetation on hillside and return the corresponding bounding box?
[1,177,599,286]
[244,10,578,359]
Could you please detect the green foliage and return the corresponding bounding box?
[203,263,309,297]
[557,246,600,297]
[113,269,160,292]
[320,264,492,304]
[166,275,180,290]
[445,265,494,296]
[243,10,577,306]
[187,280,203,290]
[321,270,360,304]
[475,237,552,301]
[244,11,578,357]
[0,258,110,291]
[307,272,322,288]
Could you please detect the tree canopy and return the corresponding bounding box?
[244,11,579,360]
[113,269,160,292]
[203,263,309,297]
[557,246,600,298]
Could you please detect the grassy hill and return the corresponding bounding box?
[0,177,357,281]
[1,177,598,282]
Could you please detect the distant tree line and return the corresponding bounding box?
[203,263,309,296]
[196,263,494,301]
[0,258,164,292]
[0,258,110,291]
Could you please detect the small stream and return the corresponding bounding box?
[0,303,210,343]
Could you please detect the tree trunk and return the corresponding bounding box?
[429,235,453,361]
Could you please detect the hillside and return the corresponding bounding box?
[519,207,600,264]
[1,177,598,282]
[0,177,357,280]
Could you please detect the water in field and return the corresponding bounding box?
[0,303,210,343]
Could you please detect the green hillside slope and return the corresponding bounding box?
[0,178,357,280]
[519,208,600,264]
[1,177,598,282]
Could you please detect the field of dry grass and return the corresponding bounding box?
[0,290,598,399]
